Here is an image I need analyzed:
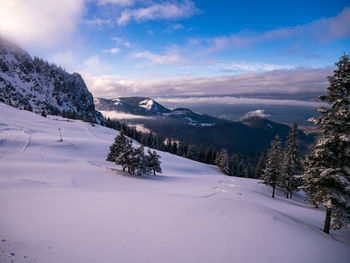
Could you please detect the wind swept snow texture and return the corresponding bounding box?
[0,102,349,263]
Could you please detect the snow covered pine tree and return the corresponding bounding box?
[301,54,350,234]
[281,121,303,198]
[106,131,128,162]
[132,145,148,176]
[115,138,133,173]
[261,135,283,198]
[146,149,162,175]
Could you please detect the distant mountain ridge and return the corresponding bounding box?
[95,96,226,127]
[0,36,103,123]
[95,97,171,116]
[95,96,314,158]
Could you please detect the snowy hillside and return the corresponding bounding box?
[0,103,349,263]
[0,37,103,123]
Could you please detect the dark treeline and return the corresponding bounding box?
[104,117,265,179]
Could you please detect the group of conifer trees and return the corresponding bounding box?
[260,55,350,234]
[109,123,259,177]
[214,149,257,178]
[260,122,303,199]
[106,132,162,176]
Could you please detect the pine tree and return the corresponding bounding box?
[301,54,350,234]
[146,149,162,175]
[177,141,184,157]
[171,141,178,155]
[255,152,265,179]
[106,131,128,162]
[205,147,214,164]
[115,138,133,173]
[132,145,147,176]
[222,154,232,175]
[246,163,256,178]
[238,159,247,177]
[187,144,195,160]
[261,135,283,198]
[229,153,240,177]
[198,146,206,163]
[281,121,303,198]
[216,148,228,172]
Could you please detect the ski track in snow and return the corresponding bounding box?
[0,102,350,263]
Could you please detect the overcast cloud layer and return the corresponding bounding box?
[86,67,332,104]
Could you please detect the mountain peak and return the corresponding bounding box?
[95,97,170,116]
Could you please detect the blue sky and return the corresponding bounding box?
[0,0,349,103]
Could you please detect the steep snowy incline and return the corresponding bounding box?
[0,103,349,263]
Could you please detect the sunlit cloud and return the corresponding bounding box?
[243,109,270,119]
[0,0,85,48]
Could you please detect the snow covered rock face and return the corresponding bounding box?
[0,37,103,123]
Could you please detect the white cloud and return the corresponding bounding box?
[83,18,112,26]
[132,50,184,65]
[117,0,198,25]
[98,0,134,6]
[112,37,132,47]
[0,0,85,48]
[103,48,121,54]
[213,62,294,73]
[243,109,270,119]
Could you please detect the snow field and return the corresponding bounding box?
[0,102,349,263]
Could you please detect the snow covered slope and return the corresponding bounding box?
[0,103,349,263]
